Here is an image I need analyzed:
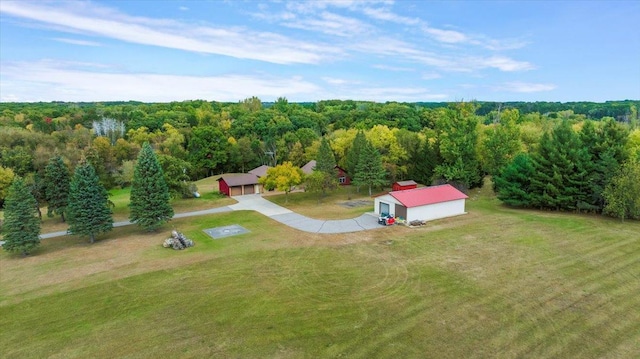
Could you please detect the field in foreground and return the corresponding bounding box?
[1,184,639,358]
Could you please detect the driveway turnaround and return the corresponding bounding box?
[35,194,383,239]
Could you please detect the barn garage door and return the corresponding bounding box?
[230,186,242,196]
[395,204,407,220]
[379,202,390,216]
[243,185,255,194]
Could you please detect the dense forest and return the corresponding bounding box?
[1,98,639,219]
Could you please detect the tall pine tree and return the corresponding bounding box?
[2,177,41,255]
[316,137,337,173]
[530,121,590,211]
[353,141,387,196]
[494,153,536,207]
[345,131,367,179]
[67,162,113,244]
[44,155,71,221]
[129,142,174,231]
[313,137,338,196]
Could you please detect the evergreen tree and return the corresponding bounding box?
[345,131,367,179]
[494,153,536,207]
[129,142,174,231]
[408,137,440,186]
[530,121,590,211]
[67,162,113,244]
[313,137,338,196]
[353,141,387,196]
[580,119,629,212]
[2,177,41,255]
[44,156,71,221]
[315,137,337,173]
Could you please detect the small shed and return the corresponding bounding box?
[392,180,418,191]
[374,184,468,222]
[218,174,262,196]
[248,164,271,178]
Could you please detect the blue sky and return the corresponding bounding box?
[1,0,638,103]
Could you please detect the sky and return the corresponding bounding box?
[1,0,639,103]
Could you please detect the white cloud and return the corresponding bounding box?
[178,6,189,11]
[0,2,337,65]
[476,56,535,72]
[372,64,415,72]
[0,60,321,102]
[321,77,354,85]
[499,82,557,93]
[424,27,468,43]
[362,7,420,24]
[353,87,448,102]
[53,38,101,46]
[281,11,372,37]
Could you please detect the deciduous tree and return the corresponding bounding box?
[603,159,640,221]
[259,161,304,202]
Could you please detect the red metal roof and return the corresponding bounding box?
[389,184,468,208]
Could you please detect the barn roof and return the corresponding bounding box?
[218,173,259,187]
[394,180,417,186]
[248,165,271,178]
[390,184,468,208]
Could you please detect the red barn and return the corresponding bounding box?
[217,174,262,196]
[392,180,418,191]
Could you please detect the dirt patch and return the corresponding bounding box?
[340,200,372,208]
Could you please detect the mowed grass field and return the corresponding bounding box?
[1,182,639,358]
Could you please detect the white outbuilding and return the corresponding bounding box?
[374,184,468,222]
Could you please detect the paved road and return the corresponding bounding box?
[33,194,382,239]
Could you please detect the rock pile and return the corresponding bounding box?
[163,230,195,250]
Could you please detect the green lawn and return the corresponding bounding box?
[1,183,639,358]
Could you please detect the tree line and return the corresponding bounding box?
[1,142,173,255]
[1,98,639,237]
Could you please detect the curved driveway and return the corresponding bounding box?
[230,194,382,234]
[37,194,382,239]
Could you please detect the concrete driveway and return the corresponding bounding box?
[33,194,383,239]
[230,194,381,234]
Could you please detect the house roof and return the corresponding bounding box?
[300,160,348,176]
[248,164,271,177]
[301,160,316,174]
[394,180,417,187]
[389,184,468,208]
[218,173,259,187]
